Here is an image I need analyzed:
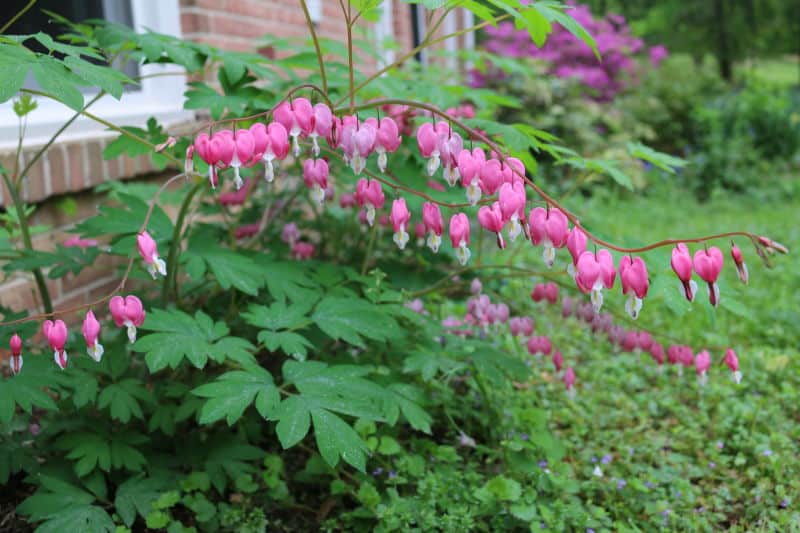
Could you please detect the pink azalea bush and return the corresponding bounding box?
[476,2,668,100]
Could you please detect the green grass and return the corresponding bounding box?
[736,56,800,89]
[485,188,800,530]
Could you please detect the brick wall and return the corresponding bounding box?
[0,1,469,318]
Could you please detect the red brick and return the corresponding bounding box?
[0,278,39,314]
[87,141,105,185]
[49,147,68,196]
[210,14,271,39]
[21,151,47,203]
[67,143,85,191]
[181,12,209,34]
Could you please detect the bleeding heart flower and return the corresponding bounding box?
[471,278,482,294]
[477,202,506,249]
[422,202,444,253]
[693,247,724,307]
[529,207,569,268]
[566,227,588,279]
[82,310,104,362]
[650,343,665,368]
[619,256,649,319]
[43,319,68,370]
[498,181,527,242]
[730,242,748,284]
[250,122,289,182]
[695,349,711,385]
[439,129,463,187]
[291,241,315,260]
[458,148,486,205]
[671,243,697,302]
[184,144,195,175]
[309,103,333,156]
[390,198,411,250]
[375,117,402,172]
[281,222,300,245]
[274,98,315,157]
[478,159,504,196]
[757,235,788,255]
[109,295,146,343]
[576,249,616,312]
[235,223,260,240]
[449,213,471,265]
[137,231,167,279]
[552,349,564,373]
[509,316,534,337]
[355,178,385,226]
[527,335,552,356]
[225,129,254,190]
[303,158,329,206]
[724,348,741,384]
[9,333,22,375]
[193,132,218,188]
[564,367,576,394]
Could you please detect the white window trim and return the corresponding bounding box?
[376,0,395,70]
[0,0,193,150]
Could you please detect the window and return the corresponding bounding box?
[0,0,192,149]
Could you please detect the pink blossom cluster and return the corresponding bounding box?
[560,295,742,384]
[476,2,667,100]
[7,294,144,374]
[434,278,577,392]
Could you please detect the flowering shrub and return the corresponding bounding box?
[477,2,666,100]
[0,1,791,531]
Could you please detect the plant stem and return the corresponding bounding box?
[345,2,355,112]
[361,223,378,276]
[0,0,36,34]
[162,183,203,306]
[341,97,765,255]
[1,172,52,315]
[14,91,107,185]
[20,89,181,167]
[300,0,327,94]
[333,13,513,107]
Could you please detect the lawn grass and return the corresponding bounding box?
[491,188,800,530]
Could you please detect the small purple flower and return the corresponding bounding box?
[616,478,627,490]
[591,456,598,463]
[538,460,548,469]
[587,529,596,533]
[520,433,529,441]
[661,509,671,520]
[709,461,716,469]
[780,498,790,509]
[694,506,705,513]
[601,454,613,465]
[372,467,384,477]
[388,470,397,479]
[716,440,725,449]
[763,449,773,457]
[29,423,41,436]
[645,481,655,489]
[675,491,681,498]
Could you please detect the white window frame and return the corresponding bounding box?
[0,0,193,150]
[376,0,395,70]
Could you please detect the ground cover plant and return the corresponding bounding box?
[0,1,795,531]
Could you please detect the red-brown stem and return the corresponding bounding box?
[186,83,331,137]
[341,98,767,254]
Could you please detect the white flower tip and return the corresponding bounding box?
[127,325,138,344]
[733,371,742,384]
[393,230,409,250]
[88,342,104,363]
[427,233,441,254]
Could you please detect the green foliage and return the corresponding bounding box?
[0,4,795,533]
